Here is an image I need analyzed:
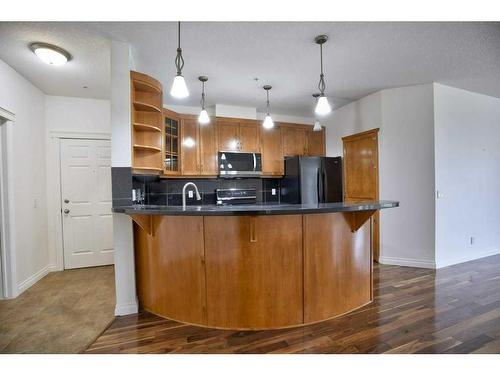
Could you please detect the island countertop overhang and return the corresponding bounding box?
[113,200,399,216]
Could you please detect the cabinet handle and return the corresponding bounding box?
[249,216,257,243]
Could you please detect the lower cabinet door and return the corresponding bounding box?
[303,212,372,323]
[134,216,207,325]
[204,215,303,329]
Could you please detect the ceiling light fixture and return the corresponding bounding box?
[262,85,274,129]
[198,76,210,124]
[170,22,189,98]
[29,42,71,66]
[312,93,322,131]
[314,35,332,116]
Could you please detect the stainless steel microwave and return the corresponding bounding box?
[218,152,262,178]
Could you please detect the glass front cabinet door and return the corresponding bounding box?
[163,109,181,175]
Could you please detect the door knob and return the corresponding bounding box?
[64,199,70,203]
[64,209,70,214]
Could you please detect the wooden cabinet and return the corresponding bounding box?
[199,121,218,175]
[131,71,163,173]
[204,215,303,329]
[303,212,372,323]
[180,117,199,175]
[306,128,326,156]
[163,109,181,175]
[261,125,284,176]
[282,126,308,156]
[178,115,218,176]
[239,121,260,152]
[134,216,207,325]
[217,118,260,153]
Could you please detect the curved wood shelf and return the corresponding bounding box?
[133,101,162,113]
[133,122,162,132]
[133,144,162,152]
[134,80,162,94]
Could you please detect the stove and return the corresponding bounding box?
[216,188,257,205]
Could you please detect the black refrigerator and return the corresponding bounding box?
[280,156,343,204]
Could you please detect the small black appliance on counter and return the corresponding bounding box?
[216,188,257,205]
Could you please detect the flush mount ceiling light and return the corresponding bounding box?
[262,85,274,129]
[312,93,322,131]
[198,76,210,124]
[29,42,71,66]
[314,35,332,116]
[170,22,189,98]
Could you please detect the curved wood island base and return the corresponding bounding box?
[132,211,374,330]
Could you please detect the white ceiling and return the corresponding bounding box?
[1,22,499,117]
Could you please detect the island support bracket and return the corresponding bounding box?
[344,210,376,233]
[130,214,154,236]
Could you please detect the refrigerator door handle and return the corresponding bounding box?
[317,168,324,203]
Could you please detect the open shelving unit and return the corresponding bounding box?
[131,71,163,172]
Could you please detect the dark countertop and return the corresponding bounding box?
[113,200,399,216]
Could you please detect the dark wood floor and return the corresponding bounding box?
[85,255,500,354]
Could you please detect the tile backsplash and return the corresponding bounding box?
[130,175,281,206]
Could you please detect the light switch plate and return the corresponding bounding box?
[272,188,276,196]
[188,190,194,198]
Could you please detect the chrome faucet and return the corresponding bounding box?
[182,182,202,210]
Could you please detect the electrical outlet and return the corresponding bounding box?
[271,188,276,196]
[188,190,194,198]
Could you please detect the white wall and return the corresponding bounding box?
[325,85,436,268]
[434,84,500,267]
[0,58,49,295]
[45,96,110,134]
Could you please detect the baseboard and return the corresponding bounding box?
[436,249,500,269]
[115,301,138,316]
[17,264,57,294]
[378,256,436,269]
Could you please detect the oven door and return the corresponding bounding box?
[218,152,262,177]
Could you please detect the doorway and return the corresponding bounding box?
[60,138,114,269]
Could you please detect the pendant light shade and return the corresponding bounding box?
[314,35,332,116]
[315,95,331,116]
[170,22,189,98]
[170,75,189,98]
[198,76,210,124]
[262,85,274,129]
[263,115,274,129]
[313,119,322,132]
[198,109,210,124]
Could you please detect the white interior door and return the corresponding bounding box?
[60,138,114,269]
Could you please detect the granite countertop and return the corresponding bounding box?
[113,200,399,216]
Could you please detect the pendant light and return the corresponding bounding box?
[314,35,332,116]
[312,93,322,131]
[170,22,189,98]
[198,76,210,124]
[262,85,274,129]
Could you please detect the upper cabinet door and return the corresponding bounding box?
[261,126,284,176]
[199,120,218,175]
[180,118,199,175]
[307,128,326,156]
[217,120,240,151]
[282,126,307,156]
[239,121,261,153]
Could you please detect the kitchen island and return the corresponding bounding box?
[116,200,398,330]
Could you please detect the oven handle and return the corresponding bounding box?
[253,153,256,171]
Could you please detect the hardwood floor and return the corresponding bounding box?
[85,255,500,354]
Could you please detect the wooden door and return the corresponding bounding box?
[307,128,326,156]
[180,117,199,175]
[239,121,260,153]
[261,126,284,176]
[60,139,113,269]
[342,128,380,260]
[282,126,307,156]
[204,215,303,329]
[217,120,240,151]
[199,120,218,175]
